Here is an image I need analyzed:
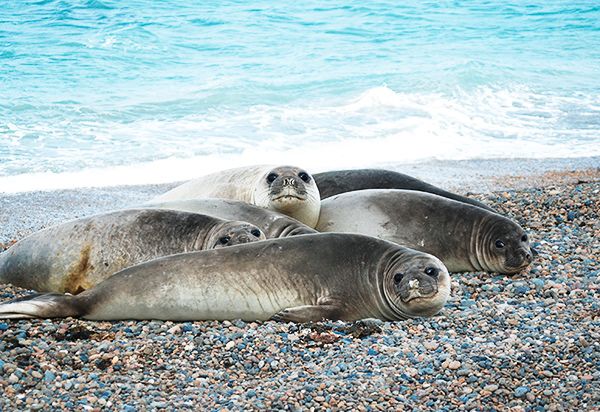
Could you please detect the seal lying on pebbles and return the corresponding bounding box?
[151,165,321,227]
[316,189,534,274]
[0,209,265,294]
[145,198,317,238]
[314,168,494,211]
[0,233,450,322]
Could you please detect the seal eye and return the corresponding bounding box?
[424,267,438,277]
[298,172,310,182]
[495,240,505,249]
[266,173,278,184]
[521,234,528,242]
[393,273,404,284]
[250,229,261,237]
[219,236,231,245]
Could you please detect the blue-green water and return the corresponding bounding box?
[1,1,599,191]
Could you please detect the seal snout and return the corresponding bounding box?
[267,169,312,201]
[396,268,439,303]
[517,246,535,265]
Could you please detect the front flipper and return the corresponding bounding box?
[271,297,345,323]
[271,304,343,323]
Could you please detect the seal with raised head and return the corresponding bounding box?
[314,168,494,212]
[151,165,321,227]
[316,189,534,274]
[0,233,451,322]
[0,209,265,294]
[145,198,317,238]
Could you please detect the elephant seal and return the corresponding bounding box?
[0,233,451,322]
[145,198,317,238]
[152,165,321,227]
[0,209,265,294]
[314,168,494,212]
[316,189,533,274]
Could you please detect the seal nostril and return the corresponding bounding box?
[424,267,438,277]
[393,273,404,284]
[283,177,296,187]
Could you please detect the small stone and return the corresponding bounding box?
[8,373,19,384]
[483,384,498,392]
[447,360,461,370]
[44,370,56,383]
[514,386,529,398]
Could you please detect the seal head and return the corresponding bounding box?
[253,166,321,227]
[475,216,534,274]
[206,221,266,249]
[383,253,450,319]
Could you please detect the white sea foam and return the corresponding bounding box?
[1,86,599,193]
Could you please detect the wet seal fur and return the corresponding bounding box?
[144,198,317,238]
[314,168,494,211]
[151,165,321,227]
[0,234,450,322]
[0,209,265,294]
[316,189,534,274]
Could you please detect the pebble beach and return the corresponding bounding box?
[0,161,599,411]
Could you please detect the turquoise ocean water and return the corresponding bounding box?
[1,1,599,192]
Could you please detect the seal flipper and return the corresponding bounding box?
[270,304,343,323]
[0,293,83,319]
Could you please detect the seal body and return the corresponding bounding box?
[314,168,494,211]
[145,198,317,238]
[0,209,265,294]
[316,189,533,274]
[0,234,451,322]
[152,165,321,227]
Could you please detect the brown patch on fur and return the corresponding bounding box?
[63,244,94,294]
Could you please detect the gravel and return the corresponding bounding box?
[0,161,599,410]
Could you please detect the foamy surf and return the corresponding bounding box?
[1,86,599,193]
